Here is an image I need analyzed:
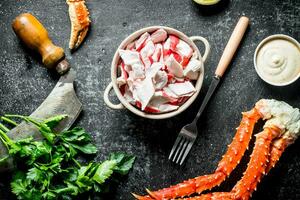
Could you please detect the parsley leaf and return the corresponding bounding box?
[0,114,135,200]
[109,152,136,175]
[92,160,117,184]
[42,115,67,130]
[60,128,97,154]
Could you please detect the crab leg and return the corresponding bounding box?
[230,126,281,200]
[178,126,282,200]
[134,108,262,200]
[266,137,292,173]
[176,192,233,200]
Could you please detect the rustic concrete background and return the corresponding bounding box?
[0,0,299,199]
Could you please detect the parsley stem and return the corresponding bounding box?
[5,115,40,126]
[1,116,18,126]
[4,114,24,118]
[72,158,81,168]
[0,155,9,163]
[0,135,9,150]
[0,129,11,146]
[0,123,9,132]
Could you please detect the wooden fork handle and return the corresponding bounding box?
[215,16,249,77]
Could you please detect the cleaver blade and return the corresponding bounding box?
[0,68,82,171]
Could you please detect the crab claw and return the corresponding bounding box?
[67,0,91,50]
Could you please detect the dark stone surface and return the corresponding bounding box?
[0,0,299,199]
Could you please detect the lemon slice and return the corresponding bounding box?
[193,0,221,5]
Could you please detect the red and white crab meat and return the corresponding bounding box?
[117,28,203,113]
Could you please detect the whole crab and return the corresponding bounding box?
[134,99,300,200]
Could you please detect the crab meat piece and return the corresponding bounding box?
[123,86,135,105]
[116,63,128,87]
[133,77,155,110]
[145,62,164,78]
[149,103,179,113]
[130,64,145,79]
[163,35,180,58]
[169,35,180,51]
[172,52,183,63]
[124,64,132,73]
[126,42,135,50]
[154,71,168,90]
[186,71,199,80]
[176,39,193,59]
[183,58,203,80]
[145,93,179,113]
[154,89,177,103]
[167,81,196,97]
[135,32,150,51]
[151,90,178,104]
[150,91,170,105]
[67,0,91,50]
[150,28,168,44]
[163,87,179,98]
[117,77,126,87]
[174,77,186,83]
[126,78,133,93]
[140,40,155,68]
[165,55,184,78]
[119,49,143,66]
[152,44,163,63]
[183,59,203,74]
[163,37,171,56]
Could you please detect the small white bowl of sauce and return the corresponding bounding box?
[254,34,300,86]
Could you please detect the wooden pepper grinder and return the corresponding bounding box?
[12,13,70,74]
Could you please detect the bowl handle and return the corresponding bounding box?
[189,36,210,62]
[104,82,125,109]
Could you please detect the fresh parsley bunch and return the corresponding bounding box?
[0,115,135,200]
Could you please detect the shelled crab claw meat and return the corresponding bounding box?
[66,0,91,50]
[117,29,203,113]
[133,99,300,200]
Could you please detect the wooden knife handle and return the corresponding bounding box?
[215,16,249,77]
[12,13,65,69]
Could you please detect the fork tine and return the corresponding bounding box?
[168,135,182,160]
[176,139,189,164]
[179,140,194,165]
[172,137,185,162]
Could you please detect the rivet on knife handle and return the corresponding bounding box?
[215,16,249,77]
[12,13,70,74]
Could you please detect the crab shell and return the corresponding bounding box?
[256,99,300,142]
[67,0,90,50]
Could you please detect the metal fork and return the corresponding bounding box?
[169,16,250,165]
[168,76,220,165]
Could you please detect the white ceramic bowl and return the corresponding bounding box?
[104,26,210,119]
[254,34,300,86]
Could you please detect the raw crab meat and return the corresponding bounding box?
[117,28,203,113]
[66,0,90,50]
[133,99,300,200]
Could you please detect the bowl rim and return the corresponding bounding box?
[110,26,206,119]
[254,34,300,86]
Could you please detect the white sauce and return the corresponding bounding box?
[256,38,300,84]
[256,99,300,139]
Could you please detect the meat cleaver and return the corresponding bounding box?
[0,13,82,171]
